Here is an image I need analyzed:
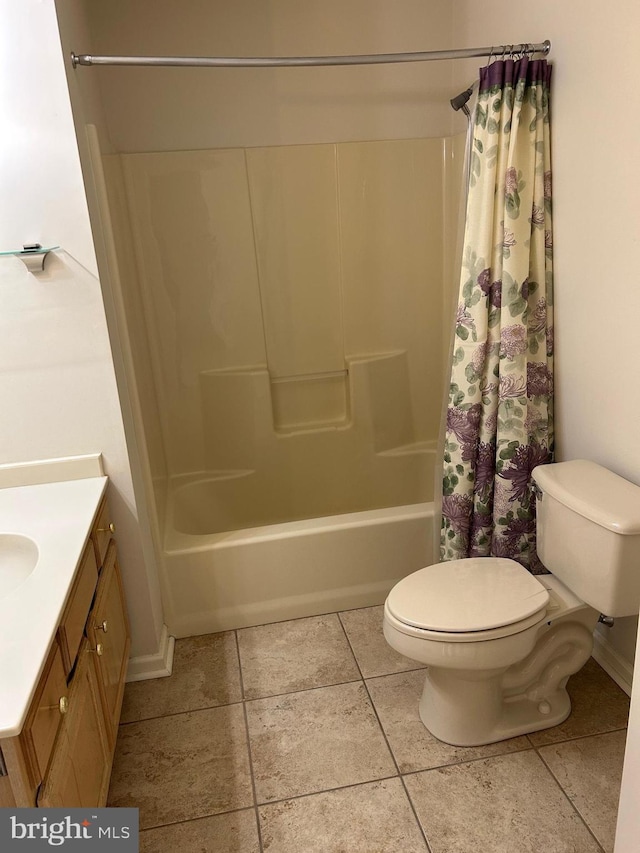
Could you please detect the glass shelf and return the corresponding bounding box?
[0,246,59,273]
[0,246,59,256]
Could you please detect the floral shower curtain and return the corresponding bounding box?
[440,57,553,571]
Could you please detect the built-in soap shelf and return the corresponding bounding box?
[0,244,59,273]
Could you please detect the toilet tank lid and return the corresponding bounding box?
[532,460,640,534]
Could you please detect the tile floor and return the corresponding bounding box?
[108,606,630,852]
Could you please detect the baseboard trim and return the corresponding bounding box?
[592,632,634,697]
[125,624,175,683]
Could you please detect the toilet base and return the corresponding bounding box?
[417,617,596,746]
[419,667,572,746]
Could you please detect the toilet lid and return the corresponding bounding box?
[387,558,549,633]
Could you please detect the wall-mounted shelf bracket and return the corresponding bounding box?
[0,244,59,273]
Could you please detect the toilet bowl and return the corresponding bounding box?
[383,558,598,745]
[384,460,640,747]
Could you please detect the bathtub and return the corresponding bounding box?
[161,477,434,637]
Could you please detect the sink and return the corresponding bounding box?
[0,534,39,597]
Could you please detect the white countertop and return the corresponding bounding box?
[0,475,107,737]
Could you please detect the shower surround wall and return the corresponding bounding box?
[108,139,447,529]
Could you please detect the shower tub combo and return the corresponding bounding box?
[164,479,434,637]
[160,355,437,637]
[100,135,463,638]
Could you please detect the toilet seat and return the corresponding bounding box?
[386,557,550,642]
[384,600,549,643]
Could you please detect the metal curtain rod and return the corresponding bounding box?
[71,40,550,69]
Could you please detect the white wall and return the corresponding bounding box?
[0,2,96,272]
[0,0,165,661]
[83,0,455,151]
[450,3,640,850]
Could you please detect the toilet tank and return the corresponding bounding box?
[532,460,640,617]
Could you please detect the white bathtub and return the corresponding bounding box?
[162,492,434,637]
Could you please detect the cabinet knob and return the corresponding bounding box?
[97,522,116,534]
[45,696,69,714]
[94,620,108,633]
[88,643,105,657]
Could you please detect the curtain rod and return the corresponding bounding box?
[71,40,550,69]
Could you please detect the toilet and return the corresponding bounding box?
[383,460,640,746]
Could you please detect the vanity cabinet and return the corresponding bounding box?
[37,639,111,807]
[87,542,129,746]
[0,494,130,808]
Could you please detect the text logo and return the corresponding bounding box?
[0,809,138,850]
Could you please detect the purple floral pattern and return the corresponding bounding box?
[500,325,528,359]
[441,57,554,573]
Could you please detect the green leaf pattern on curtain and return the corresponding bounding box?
[441,59,554,572]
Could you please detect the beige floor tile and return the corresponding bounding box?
[259,778,427,852]
[121,632,242,723]
[108,705,253,830]
[339,605,426,678]
[367,670,531,772]
[405,751,602,853]
[139,809,260,853]
[246,681,396,803]
[528,657,629,746]
[238,614,360,699]
[539,730,626,853]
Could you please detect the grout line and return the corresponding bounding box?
[529,726,629,751]
[235,606,372,633]
[234,627,247,702]
[534,748,607,853]
[363,665,428,682]
[400,775,434,853]
[233,602,412,635]
[243,676,364,706]
[119,701,246,727]
[242,699,265,853]
[336,611,432,852]
[138,805,257,835]
[256,774,401,810]
[234,630,265,853]
[399,742,536,780]
[336,612,399,774]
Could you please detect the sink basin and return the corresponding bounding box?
[0,534,39,597]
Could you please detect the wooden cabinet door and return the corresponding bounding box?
[27,643,67,782]
[37,640,111,808]
[89,542,130,745]
[92,497,115,568]
[58,544,99,676]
